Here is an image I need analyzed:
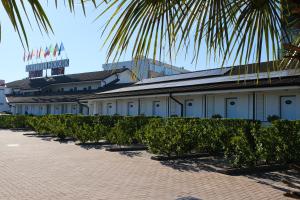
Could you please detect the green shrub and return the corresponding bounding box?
[107,116,148,145]
[144,118,197,156]
[225,133,257,167]
[211,114,222,119]
[90,123,110,143]
[0,114,299,167]
[267,115,280,122]
[74,123,94,144]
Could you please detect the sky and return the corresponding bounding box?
[0,1,269,83]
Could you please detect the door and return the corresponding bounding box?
[46,105,51,114]
[281,96,296,120]
[185,100,195,117]
[127,102,135,116]
[39,106,44,115]
[54,105,61,115]
[71,104,77,114]
[153,101,162,116]
[226,98,238,118]
[107,103,113,116]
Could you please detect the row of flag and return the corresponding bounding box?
[23,43,65,62]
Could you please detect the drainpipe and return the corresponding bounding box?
[169,93,183,117]
[204,95,207,118]
[8,104,15,114]
[77,101,89,115]
[138,98,141,116]
[116,99,118,115]
[167,96,170,117]
[252,92,256,121]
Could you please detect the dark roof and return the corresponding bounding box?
[7,83,132,103]
[81,76,300,100]
[134,61,285,86]
[6,68,128,90]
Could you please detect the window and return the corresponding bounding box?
[61,88,64,92]
[285,100,292,105]
[74,87,77,91]
[83,88,87,91]
[88,86,92,90]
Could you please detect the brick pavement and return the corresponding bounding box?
[0,130,296,200]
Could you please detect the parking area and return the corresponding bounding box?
[0,129,298,200]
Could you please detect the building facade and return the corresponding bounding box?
[6,61,300,121]
[0,80,10,113]
[6,59,188,115]
[83,63,300,121]
[102,58,189,80]
[6,69,134,115]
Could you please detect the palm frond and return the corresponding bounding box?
[99,0,296,70]
[99,0,181,62]
[0,0,95,49]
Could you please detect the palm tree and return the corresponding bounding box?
[1,0,299,69]
[100,0,300,69]
[0,0,96,48]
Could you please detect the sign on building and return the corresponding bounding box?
[29,70,43,78]
[26,59,69,78]
[0,80,5,86]
[51,67,65,76]
[26,59,69,72]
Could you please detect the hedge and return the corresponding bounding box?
[0,115,299,167]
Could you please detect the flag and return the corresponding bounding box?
[44,47,49,58]
[58,42,65,56]
[27,52,31,61]
[53,43,59,57]
[49,45,53,54]
[31,50,35,59]
[38,47,43,58]
[36,49,39,59]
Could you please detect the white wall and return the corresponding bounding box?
[49,82,101,92]
[87,88,300,120]
[259,90,300,121]
[0,87,9,112]
[10,88,300,121]
[12,103,82,115]
[102,59,189,80]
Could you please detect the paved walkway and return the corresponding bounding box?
[0,130,297,200]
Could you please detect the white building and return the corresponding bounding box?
[0,80,10,113]
[6,61,300,121]
[6,60,188,115]
[102,58,189,80]
[6,68,135,115]
[83,62,300,121]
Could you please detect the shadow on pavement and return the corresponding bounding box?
[246,169,300,198]
[78,144,105,150]
[160,157,230,173]
[161,157,300,198]
[176,196,202,200]
[117,151,143,158]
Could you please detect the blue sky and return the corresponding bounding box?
[0,2,268,83]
